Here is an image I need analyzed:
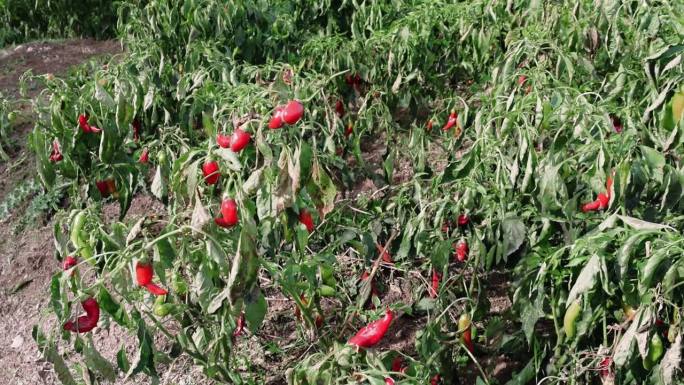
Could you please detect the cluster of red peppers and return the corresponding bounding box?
[63,297,100,333]
[215,198,238,228]
[581,175,613,213]
[135,261,168,296]
[268,100,304,129]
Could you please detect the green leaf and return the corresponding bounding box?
[50,274,63,319]
[566,254,601,305]
[617,215,674,231]
[501,217,525,259]
[117,346,130,373]
[244,287,268,333]
[84,335,117,382]
[98,285,129,327]
[227,223,260,305]
[126,317,157,378]
[33,326,77,385]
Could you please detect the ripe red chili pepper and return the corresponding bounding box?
[202,161,220,185]
[78,114,91,133]
[348,308,394,348]
[455,241,469,262]
[233,312,245,339]
[132,118,141,141]
[376,244,392,264]
[315,314,324,328]
[391,356,405,372]
[79,114,101,133]
[268,106,285,129]
[429,269,441,298]
[230,127,251,152]
[430,374,441,385]
[599,357,613,379]
[345,122,353,137]
[63,297,100,333]
[282,100,304,125]
[49,139,63,162]
[426,120,433,131]
[384,378,395,385]
[216,133,231,148]
[457,214,470,226]
[442,111,457,131]
[215,198,238,228]
[136,262,168,296]
[611,115,623,133]
[582,176,612,212]
[518,75,527,86]
[139,148,149,164]
[96,180,110,197]
[299,209,315,233]
[63,255,77,271]
[335,99,345,117]
[345,73,361,88]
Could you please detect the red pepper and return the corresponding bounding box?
[345,122,353,137]
[376,243,392,264]
[599,357,613,379]
[582,176,612,212]
[233,312,245,339]
[282,100,304,125]
[132,118,141,141]
[442,111,457,131]
[335,99,345,117]
[384,378,395,385]
[49,139,63,162]
[391,356,405,372]
[215,198,238,228]
[229,127,251,152]
[63,297,100,333]
[348,308,394,348]
[457,214,470,226]
[62,255,77,272]
[268,106,285,129]
[135,262,168,296]
[202,161,220,185]
[430,374,441,385]
[455,241,469,262]
[78,114,102,133]
[426,120,433,131]
[441,220,451,233]
[459,314,474,353]
[96,179,116,197]
[139,148,149,164]
[429,269,441,298]
[216,133,231,148]
[518,75,527,86]
[299,209,315,233]
[345,73,361,90]
[610,115,622,133]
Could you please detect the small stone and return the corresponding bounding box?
[11,334,24,349]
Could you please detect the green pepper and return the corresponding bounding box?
[154,303,174,317]
[643,333,664,370]
[318,285,336,297]
[70,211,87,248]
[563,300,581,339]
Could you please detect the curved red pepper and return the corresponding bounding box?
[582,176,613,212]
[348,308,394,348]
[282,100,304,125]
[233,312,245,339]
[63,297,100,333]
[269,106,285,129]
[202,161,220,185]
[376,243,392,264]
[136,262,168,296]
[442,112,457,131]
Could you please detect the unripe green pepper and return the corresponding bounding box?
[563,300,581,339]
[318,285,336,297]
[643,334,664,370]
[154,303,174,317]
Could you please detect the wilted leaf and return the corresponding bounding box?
[660,334,682,384]
[190,195,210,231]
[567,254,601,305]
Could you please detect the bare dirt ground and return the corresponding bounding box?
[0,39,214,385]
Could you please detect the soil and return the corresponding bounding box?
[0,39,214,385]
